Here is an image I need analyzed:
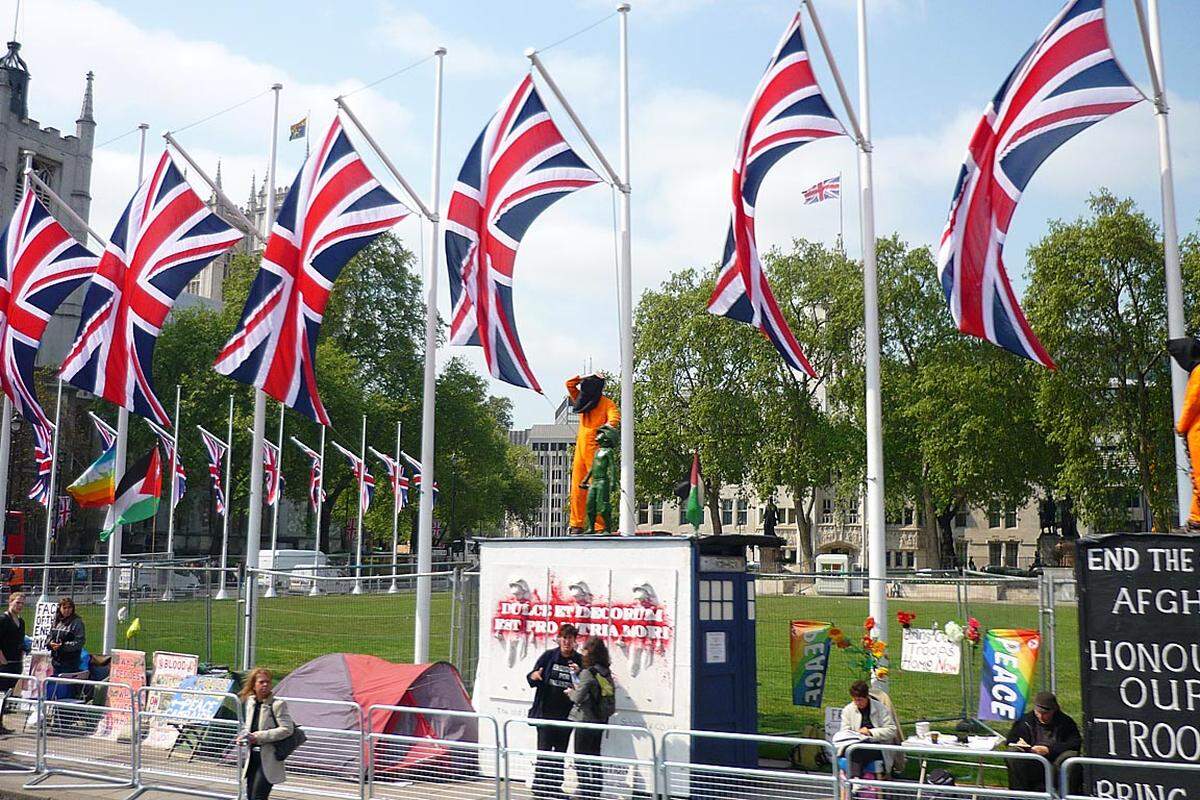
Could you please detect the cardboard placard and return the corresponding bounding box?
[900,627,962,675]
[1076,534,1200,799]
[94,649,146,740]
[31,601,56,652]
[143,652,200,749]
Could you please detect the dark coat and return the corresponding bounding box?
[1007,710,1082,761]
[526,647,582,720]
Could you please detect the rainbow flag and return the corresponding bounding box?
[978,628,1041,721]
[790,620,831,707]
[67,443,117,507]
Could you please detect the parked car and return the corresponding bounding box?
[133,570,201,595]
[288,566,353,595]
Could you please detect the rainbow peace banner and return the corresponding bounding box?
[977,628,1041,721]
[790,620,831,707]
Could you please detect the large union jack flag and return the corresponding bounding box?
[368,446,409,512]
[263,438,281,507]
[936,0,1141,368]
[707,13,843,377]
[214,118,409,424]
[60,151,242,425]
[198,425,228,517]
[400,450,438,503]
[0,189,99,503]
[145,417,186,508]
[291,436,326,511]
[331,439,374,515]
[445,75,601,393]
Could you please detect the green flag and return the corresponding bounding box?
[685,453,704,529]
[101,448,162,542]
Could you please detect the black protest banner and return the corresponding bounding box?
[1076,534,1200,798]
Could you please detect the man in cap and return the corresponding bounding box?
[526,624,583,798]
[1005,691,1081,792]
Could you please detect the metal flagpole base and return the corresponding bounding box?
[350,582,364,595]
[308,583,322,596]
[387,580,399,594]
[161,588,174,602]
[263,584,277,599]
[214,587,231,601]
[37,592,50,605]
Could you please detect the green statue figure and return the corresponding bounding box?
[581,425,618,533]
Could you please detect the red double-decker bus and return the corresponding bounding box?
[3,511,27,591]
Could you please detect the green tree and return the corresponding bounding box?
[1024,191,1177,531]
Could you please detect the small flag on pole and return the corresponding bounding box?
[53,495,71,539]
[101,447,162,542]
[67,443,117,507]
[289,117,307,141]
[803,175,840,205]
[685,453,704,530]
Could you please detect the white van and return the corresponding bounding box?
[258,550,328,592]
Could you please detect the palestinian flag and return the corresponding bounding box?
[100,448,162,542]
[67,443,117,507]
[685,453,704,529]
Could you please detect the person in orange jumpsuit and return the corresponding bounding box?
[566,374,620,532]
[1170,337,1200,529]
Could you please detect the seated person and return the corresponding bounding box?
[1006,691,1081,793]
[837,680,899,778]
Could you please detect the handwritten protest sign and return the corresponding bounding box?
[143,652,200,748]
[901,627,962,675]
[94,649,145,740]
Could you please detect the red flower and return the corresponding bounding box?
[897,611,916,629]
[966,617,982,644]
[864,616,876,631]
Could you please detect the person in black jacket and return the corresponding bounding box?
[1006,691,1081,792]
[47,597,84,675]
[0,593,26,734]
[527,624,582,799]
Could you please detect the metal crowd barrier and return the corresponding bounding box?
[843,741,1055,800]
[661,729,838,800]
[366,704,499,800]
[1060,756,1200,800]
[501,717,657,800]
[25,675,137,792]
[275,695,366,800]
[0,674,41,775]
[128,684,244,800]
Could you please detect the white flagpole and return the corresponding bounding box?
[857,0,887,647]
[616,2,635,536]
[38,379,62,603]
[162,383,182,601]
[388,420,401,594]
[309,424,326,596]
[215,395,234,601]
[264,401,284,598]
[1133,0,1188,526]
[103,122,149,654]
[838,171,844,253]
[414,47,446,663]
[0,152,31,563]
[352,413,367,595]
[243,82,282,669]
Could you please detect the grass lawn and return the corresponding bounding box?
[72,588,1080,739]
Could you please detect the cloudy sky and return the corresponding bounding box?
[16,0,1200,428]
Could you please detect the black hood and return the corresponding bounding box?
[572,375,606,413]
[1168,337,1200,373]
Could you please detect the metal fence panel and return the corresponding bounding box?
[843,741,1054,800]
[660,730,838,800]
[366,704,500,800]
[275,696,366,800]
[26,676,136,790]
[501,718,656,800]
[0,674,41,774]
[131,685,243,799]
[1060,756,1200,800]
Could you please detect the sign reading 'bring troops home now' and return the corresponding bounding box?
[1076,534,1200,800]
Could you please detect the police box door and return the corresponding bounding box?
[692,560,757,767]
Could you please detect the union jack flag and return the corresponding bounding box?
[803,175,840,205]
[707,12,844,377]
[291,436,326,511]
[331,439,374,515]
[214,118,409,424]
[53,494,71,539]
[368,446,409,512]
[0,188,99,503]
[263,438,281,507]
[198,425,228,517]
[60,151,242,425]
[936,0,1141,368]
[89,411,117,449]
[145,417,187,508]
[401,450,438,503]
[445,75,601,393]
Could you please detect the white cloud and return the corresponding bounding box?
[378,7,512,78]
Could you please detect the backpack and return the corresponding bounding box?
[592,669,616,721]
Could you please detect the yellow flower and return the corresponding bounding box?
[869,640,887,658]
[875,667,889,680]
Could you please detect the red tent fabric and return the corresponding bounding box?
[274,655,476,774]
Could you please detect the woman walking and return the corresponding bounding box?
[566,637,616,800]
[238,668,294,800]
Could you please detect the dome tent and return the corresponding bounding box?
[273,654,476,775]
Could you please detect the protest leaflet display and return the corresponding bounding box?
[1077,534,1200,799]
[976,629,1040,721]
[142,652,200,749]
[789,621,831,707]
[900,627,962,675]
[94,649,146,740]
[30,601,56,651]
